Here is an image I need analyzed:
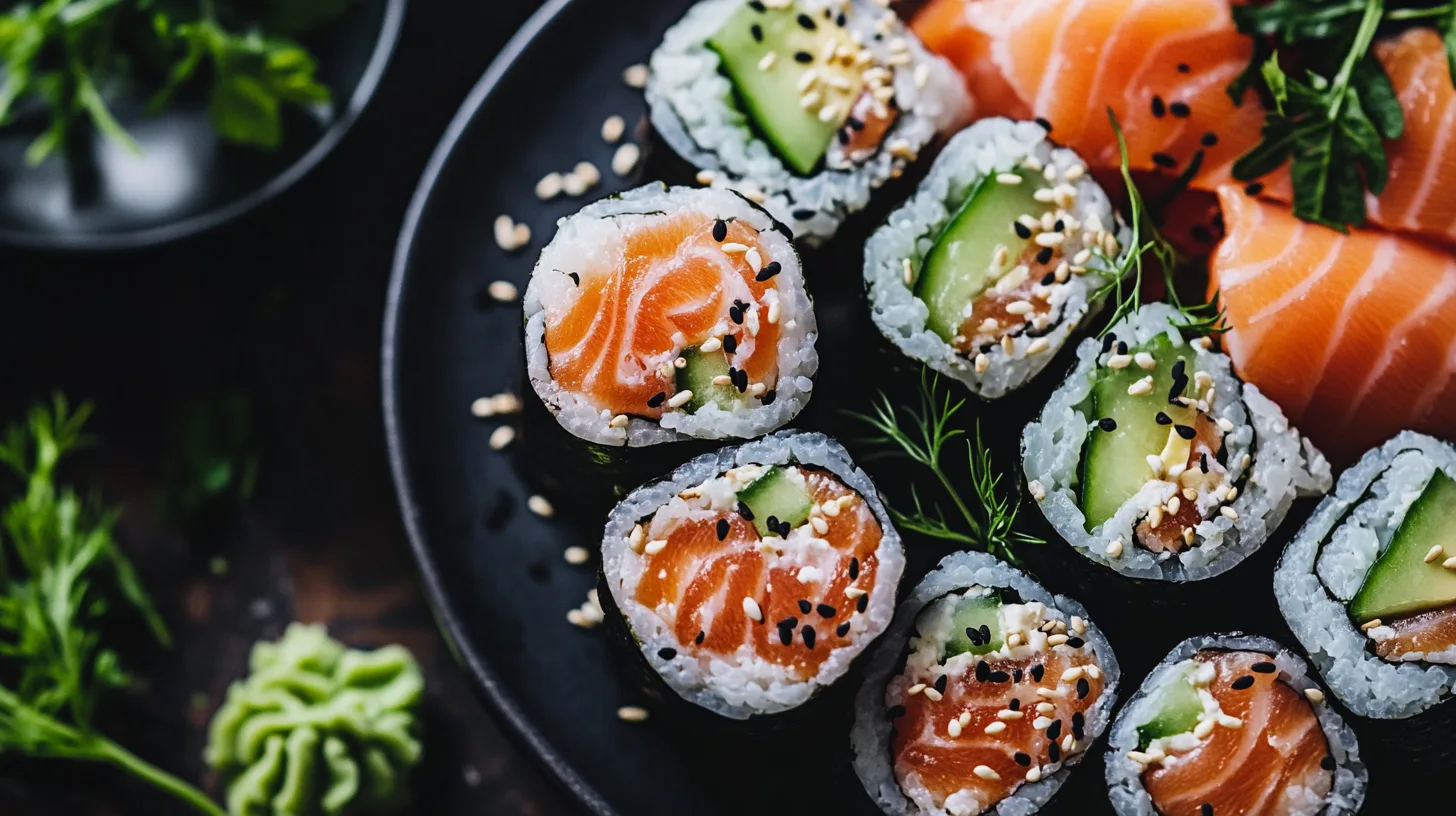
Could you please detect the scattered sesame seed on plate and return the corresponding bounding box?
[601,114,626,144]
[612,143,642,176]
[564,546,590,565]
[487,280,518,302]
[616,705,649,722]
[488,425,515,450]
[535,172,564,200]
[527,494,554,518]
[622,64,648,88]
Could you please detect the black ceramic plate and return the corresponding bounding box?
[384,1,1414,814]
[0,0,405,251]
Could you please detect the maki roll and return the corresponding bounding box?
[864,118,1126,399]
[600,431,903,718]
[524,184,818,446]
[1022,304,1331,581]
[1275,432,1456,719]
[647,0,970,243]
[1105,635,1366,816]
[852,552,1120,815]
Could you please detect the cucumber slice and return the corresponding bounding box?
[943,593,1003,658]
[915,170,1049,343]
[675,346,739,413]
[737,466,813,538]
[1136,662,1202,750]
[1080,334,1196,532]
[707,2,856,176]
[1349,469,1456,623]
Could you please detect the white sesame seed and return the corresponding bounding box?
[710,375,732,387]
[1105,538,1124,558]
[535,172,564,200]
[699,336,723,353]
[488,425,515,450]
[1133,352,1156,370]
[1026,338,1050,355]
[818,104,841,123]
[758,51,778,71]
[1305,688,1325,703]
[947,719,962,737]
[997,709,1024,720]
[1127,376,1154,396]
[1026,767,1042,783]
[745,248,763,273]
[1064,164,1086,181]
[696,169,717,185]
[488,280,519,303]
[610,414,630,429]
[1061,734,1075,752]
[720,242,750,254]
[1359,618,1382,631]
[564,546,590,565]
[742,596,762,622]
[623,64,648,88]
[984,721,1007,735]
[1047,634,1069,647]
[1072,248,1092,265]
[1033,716,1054,729]
[1217,714,1243,729]
[958,712,971,727]
[1242,454,1252,469]
[494,215,519,251]
[1034,232,1064,247]
[1036,687,1062,700]
[1127,750,1153,765]
[1146,455,1164,477]
[1426,545,1445,564]
[1183,488,1198,501]
[974,765,1000,781]
[800,90,822,111]
[612,143,641,177]
[1443,557,1456,571]
[528,494,554,518]
[973,353,990,374]
[1033,188,1056,203]
[574,161,601,186]
[923,687,943,702]
[1007,632,1023,648]
[996,172,1023,185]
[617,705,649,722]
[908,684,926,696]
[1149,505,1164,528]
[1107,354,1132,369]
[1221,506,1240,521]
[844,586,865,599]
[1062,667,1084,682]
[810,516,829,535]
[512,223,531,247]
[562,172,589,197]
[601,115,626,144]
[1193,719,1216,739]
[1028,480,1046,502]
[1005,300,1033,316]
[644,539,667,555]
[1168,496,1182,515]
[666,390,693,409]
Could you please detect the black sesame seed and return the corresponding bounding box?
[749,0,765,10]
[837,621,851,636]
[1200,132,1218,147]
[857,593,869,612]
[797,12,816,30]
[761,389,776,405]
[1231,674,1255,690]
[934,674,949,694]
[1013,668,1024,683]
[737,501,755,520]
[659,647,677,660]
[817,603,836,618]
[1031,664,1045,682]
[778,624,794,646]
[794,51,813,63]
[778,616,798,629]
[975,661,990,682]
[1170,101,1191,118]
[966,626,984,646]
[1047,719,1062,740]
[1201,805,1213,816]
[888,705,907,719]
[1252,661,1278,674]
[1041,271,1057,286]
[729,305,744,324]
[847,116,865,132]
[1067,636,1085,648]
[792,209,816,222]
[648,392,667,408]
[1008,697,1021,711]
[1013,221,1032,239]
[1192,225,1215,244]
[777,520,791,536]
[1156,411,1172,425]
[696,630,705,645]
[1117,341,1128,355]
[751,24,764,42]
[836,12,847,26]
[1072,711,1086,735]
[1151,95,1166,117]
[1175,424,1197,440]
[1098,417,1118,432]
[989,670,1010,683]
[1244,182,1265,196]
[1014,752,1031,766]
[1101,333,1117,354]
[849,557,860,580]
[979,624,991,642]
[798,599,812,615]
[1035,117,1053,131]
[1201,453,1210,473]
[713,220,728,242]
[1178,62,1191,72]
[1053,219,1065,232]
[1152,152,1178,169]
[1035,246,1054,265]
[756,261,782,283]
[1321,755,1336,771]
[1048,742,1061,763]
[723,335,738,354]
[1172,359,1186,379]
[1077,677,1091,699]
[716,519,729,540]
[802,626,816,649]
[568,272,580,286]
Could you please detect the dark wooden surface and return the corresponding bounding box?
[0,0,574,813]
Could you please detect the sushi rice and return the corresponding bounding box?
[863,118,1127,399]
[851,551,1121,816]
[523,184,818,447]
[647,0,970,244]
[1104,634,1366,816]
[1022,304,1332,581]
[600,431,904,719]
[1275,432,1456,718]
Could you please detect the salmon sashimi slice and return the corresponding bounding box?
[1371,603,1456,664]
[543,212,782,418]
[889,593,1106,813]
[1210,186,1456,465]
[1141,651,1333,816]
[632,466,882,679]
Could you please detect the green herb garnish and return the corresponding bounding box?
[0,0,348,166]
[0,396,223,815]
[852,369,1042,563]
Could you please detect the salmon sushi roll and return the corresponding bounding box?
[600,431,903,718]
[524,184,818,447]
[863,118,1127,399]
[851,551,1120,815]
[1105,635,1367,816]
[1022,303,1332,581]
[1275,433,1456,720]
[646,0,969,244]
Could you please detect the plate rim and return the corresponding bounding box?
[382,0,616,813]
[0,0,409,253]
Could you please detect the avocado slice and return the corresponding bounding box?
[1349,469,1456,624]
[914,171,1050,343]
[942,592,1003,659]
[1136,661,1202,750]
[737,466,813,537]
[707,1,858,175]
[1080,334,1196,532]
[675,345,739,412]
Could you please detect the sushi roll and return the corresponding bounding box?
[600,431,903,718]
[524,184,818,447]
[646,0,970,244]
[1105,635,1367,816]
[1022,303,1332,581]
[852,551,1120,816]
[1275,432,1456,719]
[863,118,1127,399]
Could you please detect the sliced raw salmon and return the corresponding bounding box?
[1373,603,1456,662]
[1209,186,1456,465]
[1143,651,1333,816]
[543,213,781,417]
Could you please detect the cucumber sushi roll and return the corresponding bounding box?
[851,551,1120,816]
[1022,303,1331,581]
[864,118,1127,399]
[1275,432,1456,719]
[646,0,969,244]
[600,431,903,718]
[523,184,818,447]
[1105,635,1366,816]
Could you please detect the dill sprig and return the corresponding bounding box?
[851,369,1041,563]
[0,396,223,816]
